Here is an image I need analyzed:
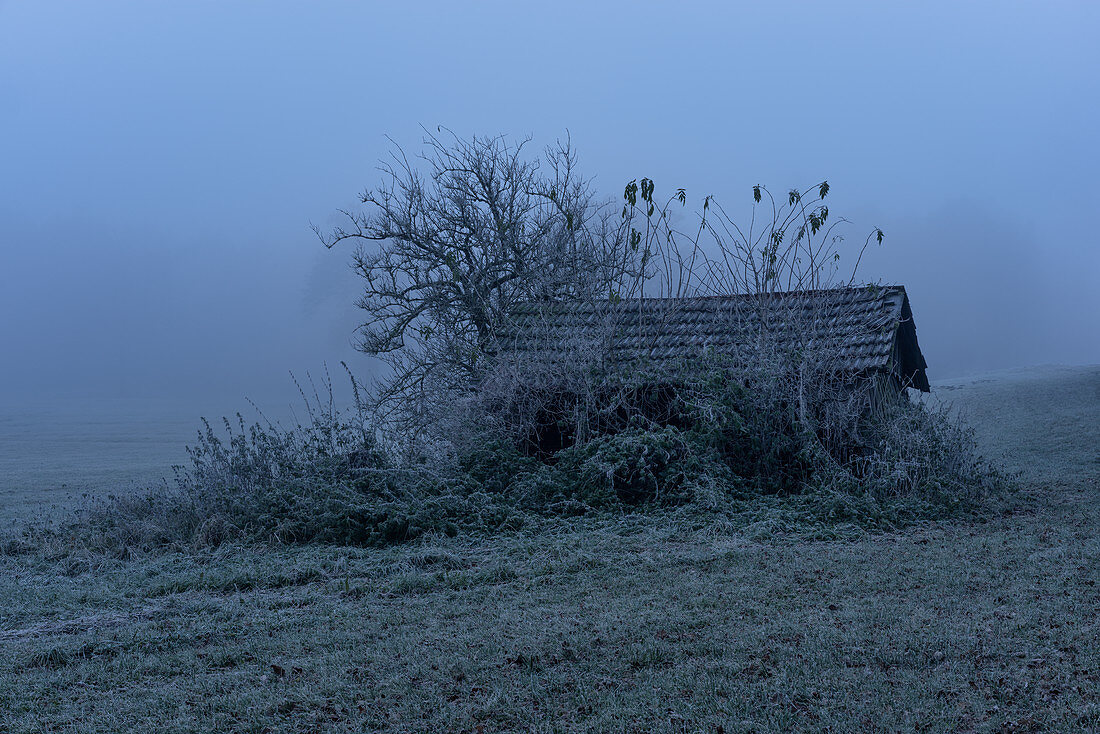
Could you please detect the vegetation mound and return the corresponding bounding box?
[9,364,1005,559]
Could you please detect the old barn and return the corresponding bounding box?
[496,285,929,455]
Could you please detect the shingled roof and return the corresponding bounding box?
[501,285,930,391]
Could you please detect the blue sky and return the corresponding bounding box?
[2,1,1098,404]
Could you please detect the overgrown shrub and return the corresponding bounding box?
[452,337,1004,532]
[504,427,735,509]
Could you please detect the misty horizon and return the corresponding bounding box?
[3,2,1098,407]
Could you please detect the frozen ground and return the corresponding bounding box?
[1,365,1097,731]
[927,364,1099,484]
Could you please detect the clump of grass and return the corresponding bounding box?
[26,640,116,670]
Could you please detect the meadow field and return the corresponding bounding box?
[1,365,1097,732]
[0,396,297,525]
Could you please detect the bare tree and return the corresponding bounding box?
[316,129,648,437]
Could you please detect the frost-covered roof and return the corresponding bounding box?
[501,285,929,391]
